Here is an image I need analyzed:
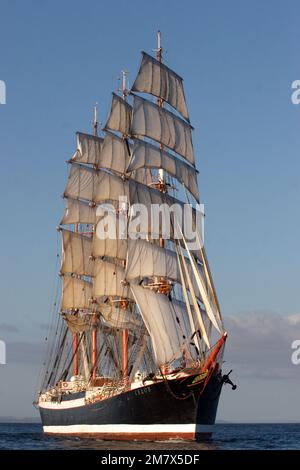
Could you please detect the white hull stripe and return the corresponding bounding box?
[39,398,85,409]
[43,424,214,434]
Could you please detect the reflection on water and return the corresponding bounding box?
[46,435,217,451]
[0,423,300,450]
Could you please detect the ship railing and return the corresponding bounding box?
[85,382,127,404]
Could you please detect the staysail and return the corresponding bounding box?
[131,284,193,365]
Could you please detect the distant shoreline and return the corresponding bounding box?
[0,418,41,423]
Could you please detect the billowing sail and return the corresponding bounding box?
[93,259,132,300]
[93,210,128,261]
[63,166,200,242]
[128,138,199,201]
[131,168,153,186]
[126,239,178,281]
[104,93,132,136]
[131,284,192,365]
[64,164,97,202]
[60,229,93,277]
[93,237,127,261]
[98,302,142,330]
[131,51,189,121]
[64,164,128,203]
[72,132,103,166]
[60,198,96,225]
[100,131,131,174]
[128,179,201,241]
[61,275,92,311]
[131,94,194,165]
[126,239,203,298]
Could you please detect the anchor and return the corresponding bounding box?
[222,370,237,390]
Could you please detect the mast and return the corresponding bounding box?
[156,30,162,62]
[72,221,80,377]
[156,31,168,374]
[121,70,129,385]
[156,31,165,194]
[91,316,97,381]
[122,328,129,384]
[154,32,167,252]
[92,104,98,381]
[73,332,79,376]
[93,103,98,137]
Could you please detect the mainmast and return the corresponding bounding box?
[153,31,166,194]
[156,31,166,193]
[92,103,99,382]
[73,221,80,378]
[121,69,129,385]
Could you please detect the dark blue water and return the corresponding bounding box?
[0,423,299,450]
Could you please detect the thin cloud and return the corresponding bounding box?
[0,323,19,333]
[223,311,300,379]
[7,342,47,364]
[4,313,300,380]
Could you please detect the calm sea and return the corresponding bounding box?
[0,423,299,450]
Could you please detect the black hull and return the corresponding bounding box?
[39,372,224,440]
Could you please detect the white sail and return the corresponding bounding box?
[93,259,132,300]
[131,168,153,186]
[131,51,189,121]
[126,239,178,281]
[125,239,202,298]
[100,131,131,174]
[131,94,194,165]
[182,232,222,334]
[61,275,92,311]
[128,139,199,201]
[98,302,142,330]
[131,284,192,366]
[64,164,128,203]
[61,229,93,276]
[72,132,103,166]
[64,166,199,235]
[60,198,96,225]
[93,238,127,261]
[177,242,210,348]
[104,93,132,136]
[128,179,200,242]
[64,164,97,202]
[93,210,128,261]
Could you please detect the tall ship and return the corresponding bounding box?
[36,33,236,441]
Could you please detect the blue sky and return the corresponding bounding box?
[0,0,299,420]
